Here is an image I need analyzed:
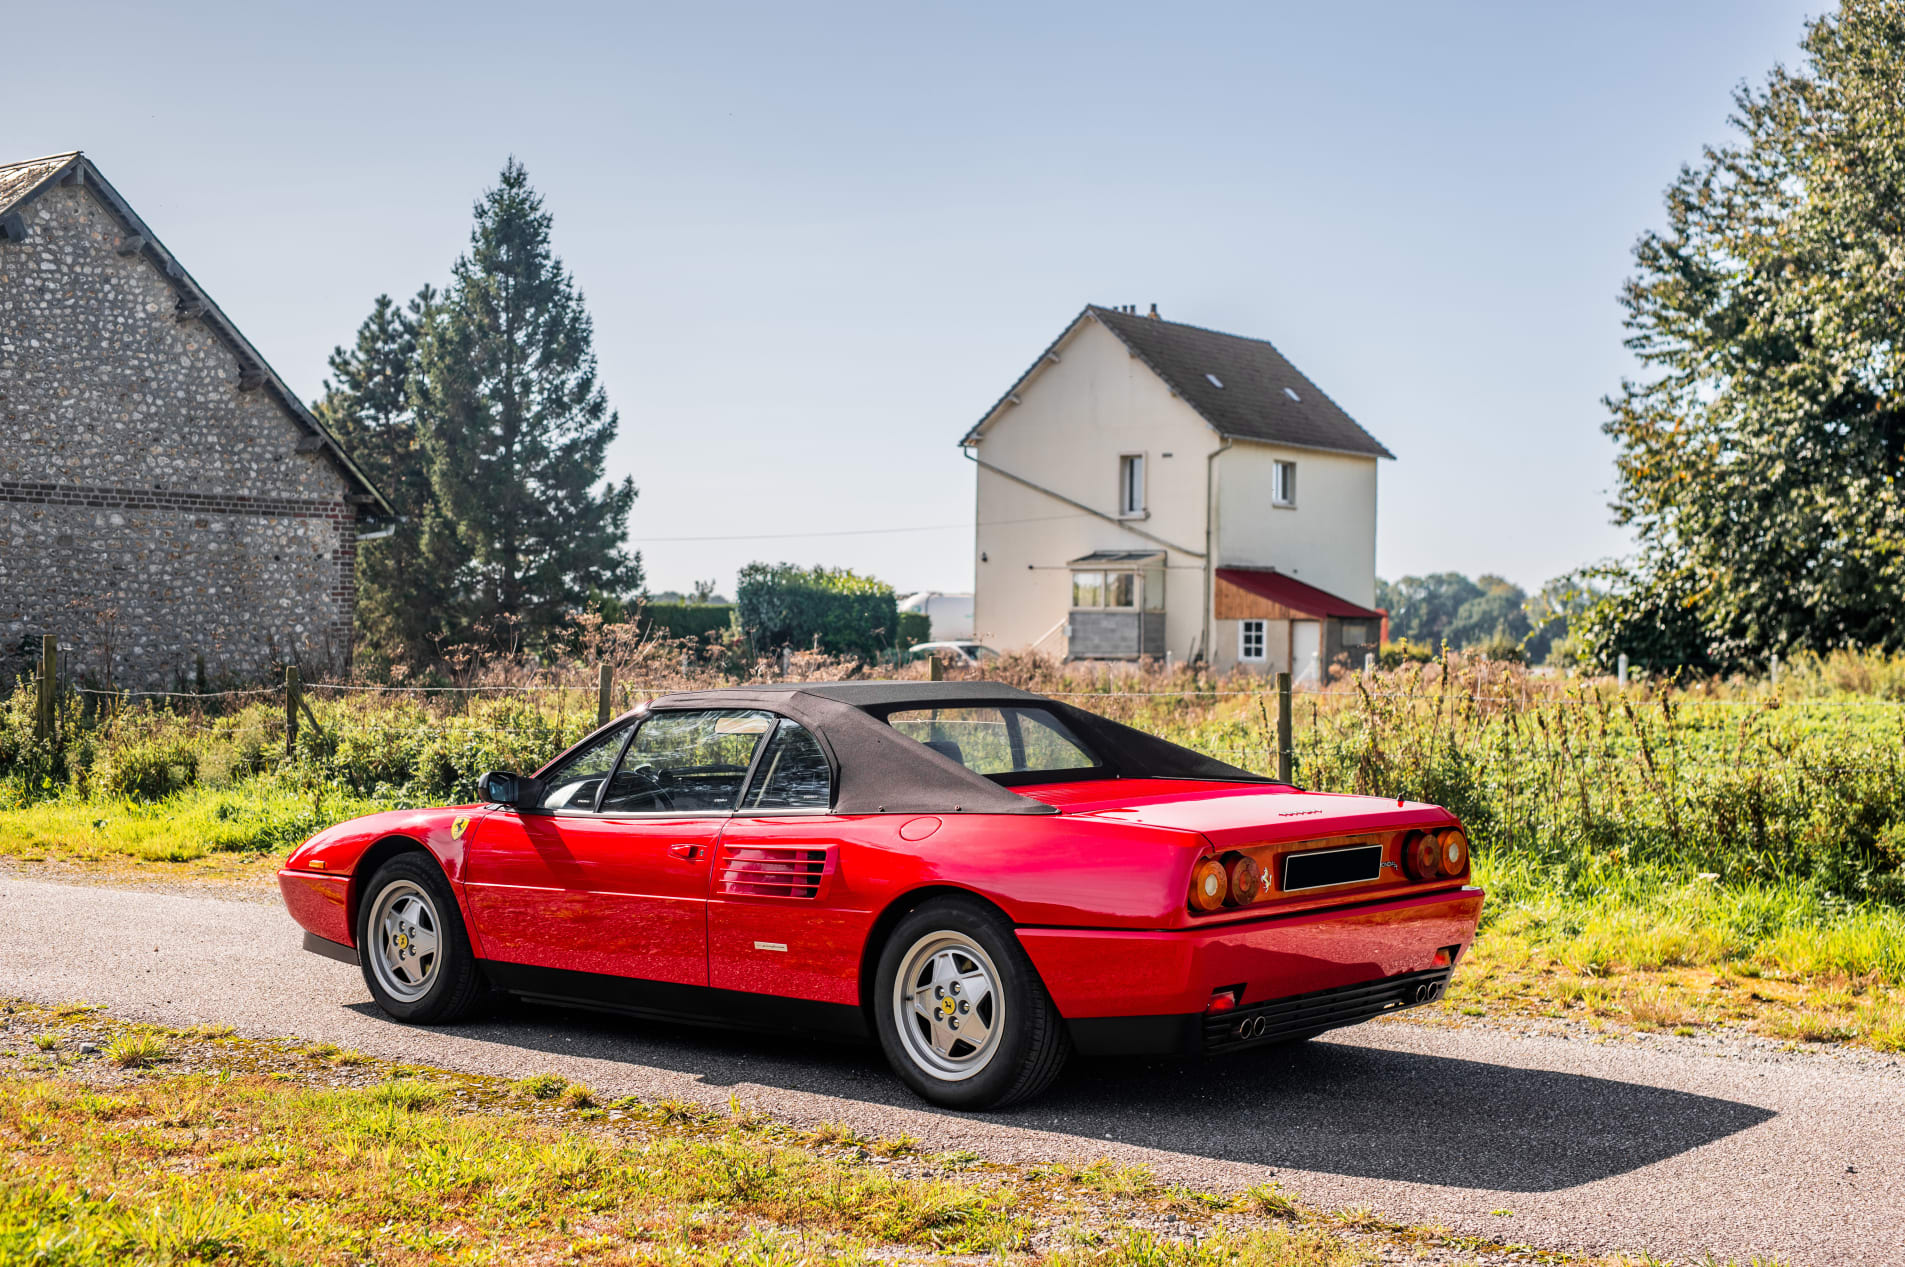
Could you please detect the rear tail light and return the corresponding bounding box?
[1189,857,1229,911]
[1402,831,1440,881]
[1222,852,1262,904]
[1438,830,1469,877]
[1402,828,1470,881]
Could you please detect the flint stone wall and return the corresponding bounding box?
[0,183,358,689]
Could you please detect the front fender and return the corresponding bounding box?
[281,805,493,952]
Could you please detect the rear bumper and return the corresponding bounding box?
[1068,966,1453,1056]
[1018,885,1483,1054]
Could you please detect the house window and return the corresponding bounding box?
[1240,619,1266,662]
[1072,571,1104,608]
[1119,454,1145,515]
[1341,621,1370,645]
[1072,570,1141,610]
[1272,460,1296,507]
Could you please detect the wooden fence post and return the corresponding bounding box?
[1276,671,1293,783]
[35,635,56,741]
[285,666,300,755]
[597,663,613,727]
[928,653,944,681]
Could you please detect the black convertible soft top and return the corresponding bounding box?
[640,681,1274,816]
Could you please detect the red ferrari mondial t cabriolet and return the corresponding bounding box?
[279,682,1483,1107]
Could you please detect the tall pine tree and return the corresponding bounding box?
[314,287,468,662]
[417,159,641,644]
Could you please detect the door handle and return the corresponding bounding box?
[668,842,703,862]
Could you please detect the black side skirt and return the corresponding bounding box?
[481,960,870,1042]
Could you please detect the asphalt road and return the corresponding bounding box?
[6,875,1901,1266]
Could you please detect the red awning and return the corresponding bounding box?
[1215,568,1384,620]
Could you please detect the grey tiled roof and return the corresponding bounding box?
[1087,306,1394,459]
[964,305,1394,460]
[0,152,78,214]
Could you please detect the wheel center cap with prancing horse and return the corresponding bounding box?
[394,933,409,951]
[939,997,957,1017]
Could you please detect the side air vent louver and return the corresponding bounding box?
[717,845,836,899]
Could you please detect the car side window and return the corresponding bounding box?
[537,724,633,811]
[885,706,1098,777]
[741,720,833,811]
[598,709,774,814]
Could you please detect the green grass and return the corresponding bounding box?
[0,778,381,867]
[0,998,1727,1267]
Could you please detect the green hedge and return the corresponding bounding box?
[639,603,735,641]
[898,611,931,648]
[736,563,899,659]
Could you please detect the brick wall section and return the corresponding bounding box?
[0,183,360,687]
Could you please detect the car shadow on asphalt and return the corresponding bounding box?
[354,998,1776,1194]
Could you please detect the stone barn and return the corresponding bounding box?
[0,151,390,690]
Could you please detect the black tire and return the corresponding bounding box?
[873,897,1071,1109]
[355,853,486,1024]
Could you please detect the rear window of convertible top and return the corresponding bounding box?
[883,706,1101,781]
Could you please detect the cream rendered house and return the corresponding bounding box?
[962,305,1392,680]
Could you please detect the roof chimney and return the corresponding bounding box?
[1147,303,1160,319]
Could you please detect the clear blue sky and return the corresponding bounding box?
[8,0,1820,598]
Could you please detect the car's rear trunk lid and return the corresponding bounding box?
[1016,778,1457,849]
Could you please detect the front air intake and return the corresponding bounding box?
[716,845,836,899]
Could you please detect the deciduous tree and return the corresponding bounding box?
[1599,0,1905,669]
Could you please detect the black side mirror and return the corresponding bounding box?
[479,770,539,807]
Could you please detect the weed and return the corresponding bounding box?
[513,1072,567,1100]
[1239,1182,1301,1218]
[104,1031,166,1069]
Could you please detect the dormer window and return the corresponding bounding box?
[1118,454,1145,516]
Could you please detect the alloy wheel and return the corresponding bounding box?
[891,931,1005,1082]
[366,879,441,1004]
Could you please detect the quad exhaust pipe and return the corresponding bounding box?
[1229,977,1447,1042]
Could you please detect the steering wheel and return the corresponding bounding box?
[609,762,673,811]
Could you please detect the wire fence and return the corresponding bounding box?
[48,676,1905,709]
